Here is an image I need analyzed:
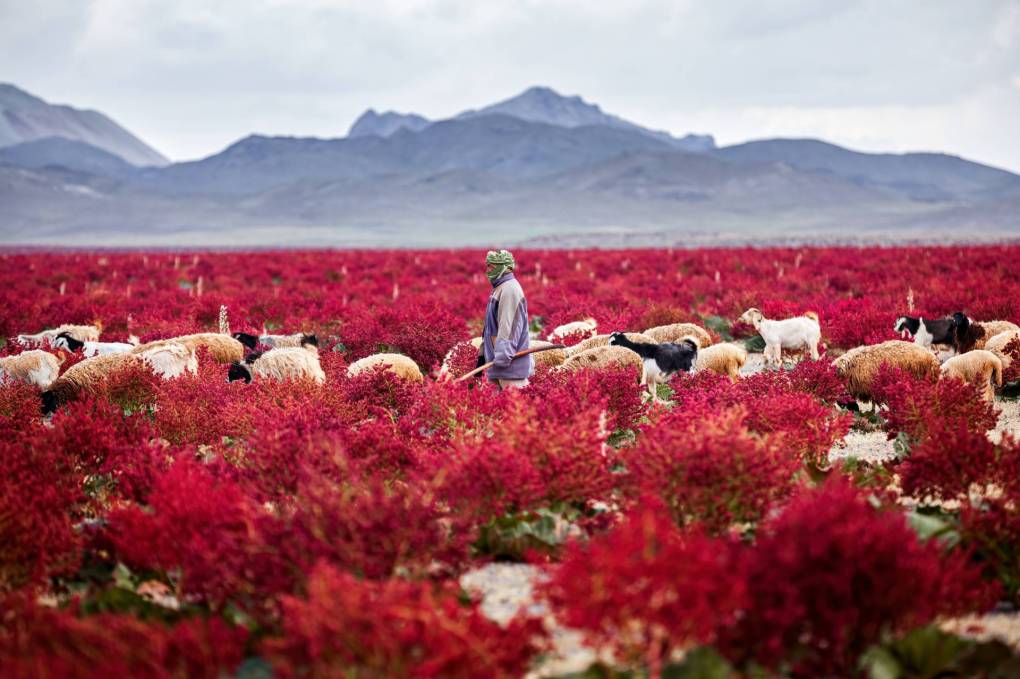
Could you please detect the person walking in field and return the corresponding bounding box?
[479,249,533,389]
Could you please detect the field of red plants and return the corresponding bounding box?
[2,246,1020,678]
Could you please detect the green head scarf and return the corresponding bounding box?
[485,249,516,284]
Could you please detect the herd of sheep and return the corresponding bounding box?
[2,305,1018,416]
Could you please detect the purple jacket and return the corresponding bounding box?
[482,273,533,380]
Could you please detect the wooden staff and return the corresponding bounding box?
[456,344,565,382]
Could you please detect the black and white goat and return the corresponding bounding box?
[52,332,135,357]
[893,315,958,349]
[609,332,697,400]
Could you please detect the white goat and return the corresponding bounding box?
[737,308,821,368]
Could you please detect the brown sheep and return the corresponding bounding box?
[565,332,657,358]
[695,343,748,382]
[641,323,713,349]
[559,345,646,383]
[832,340,940,403]
[132,333,245,365]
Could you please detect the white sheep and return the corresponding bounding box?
[347,353,424,382]
[17,323,102,348]
[984,331,1020,370]
[547,318,598,343]
[138,342,198,379]
[438,337,484,378]
[940,350,1003,402]
[737,308,820,368]
[228,346,326,384]
[0,350,64,389]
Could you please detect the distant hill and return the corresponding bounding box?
[1,83,1018,246]
[0,83,168,167]
[348,109,431,138]
[458,86,715,152]
[715,139,1020,202]
[0,137,136,178]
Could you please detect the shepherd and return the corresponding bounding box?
[478,249,533,389]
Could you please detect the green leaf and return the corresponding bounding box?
[701,315,732,341]
[743,335,766,353]
[906,510,960,548]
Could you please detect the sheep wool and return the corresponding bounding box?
[984,331,1020,369]
[438,338,484,378]
[641,323,713,349]
[137,342,198,379]
[236,347,326,384]
[565,332,657,358]
[940,350,1003,402]
[347,353,424,382]
[0,350,63,389]
[530,340,568,369]
[559,345,646,383]
[42,352,142,412]
[17,323,102,348]
[547,318,598,343]
[832,340,940,402]
[695,343,748,382]
[132,333,245,365]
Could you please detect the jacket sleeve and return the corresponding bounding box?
[493,285,526,368]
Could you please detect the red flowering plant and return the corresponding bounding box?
[717,479,998,677]
[0,594,249,679]
[539,497,748,673]
[626,409,802,533]
[263,562,545,679]
[871,365,999,445]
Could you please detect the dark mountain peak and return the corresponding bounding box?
[348,108,430,138]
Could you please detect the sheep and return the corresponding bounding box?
[39,343,195,414]
[940,350,1003,402]
[138,342,198,379]
[641,323,713,350]
[52,332,134,357]
[232,332,319,351]
[559,345,646,384]
[984,331,1020,370]
[438,337,485,378]
[565,332,657,358]
[736,308,820,368]
[529,340,567,369]
[347,353,424,382]
[547,318,598,344]
[132,333,245,365]
[953,313,1020,353]
[0,350,64,389]
[609,332,698,400]
[695,343,748,382]
[893,315,958,349]
[227,345,326,384]
[832,340,940,403]
[17,323,102,348]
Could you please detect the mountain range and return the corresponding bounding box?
[1,83,1017,247]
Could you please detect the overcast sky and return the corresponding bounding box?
[3,0,1019,170]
